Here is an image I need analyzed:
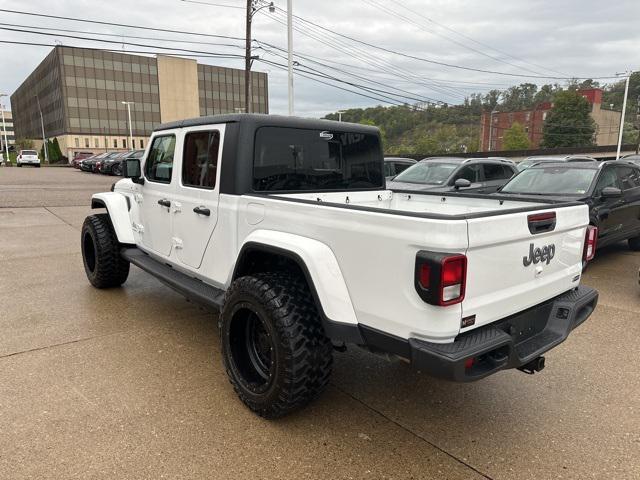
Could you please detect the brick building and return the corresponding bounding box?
[479,88,621,151]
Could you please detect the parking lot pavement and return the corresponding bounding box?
[1,167,639,479]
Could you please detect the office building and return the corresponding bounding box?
[11,46,269,159]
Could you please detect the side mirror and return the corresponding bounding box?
[454,178,471,189]
[124,158,144,184]
[600,186,622,198]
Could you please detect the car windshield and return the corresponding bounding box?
[392,162,458,185]
[501,166,597,195]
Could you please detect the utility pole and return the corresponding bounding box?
[0,94,9,165]
[616,72,631,160]
[287,0,294,115]
[121,101,134,150]
[244,1,274,114]
[35,94,49,164]
[245,0,252,114]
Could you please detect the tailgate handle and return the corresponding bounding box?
[528,212,556,234]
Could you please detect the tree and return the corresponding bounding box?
[503,122,531,150]
[542,90,596,148]
[15,138,34,151]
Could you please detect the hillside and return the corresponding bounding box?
[324,76,639,155]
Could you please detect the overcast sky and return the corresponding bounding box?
[1,0,639,117]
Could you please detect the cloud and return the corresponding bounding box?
[0,0,638,118]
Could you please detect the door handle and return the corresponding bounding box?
[193,206,211,216]
[157,199,171,208]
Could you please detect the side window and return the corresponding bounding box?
[617,166,640,190]
[595,168,620,195]
[182,130,220,189]
[395,163,413,175]
[454,164,480,183]
[145,135,176,183]
[483,163,512,181]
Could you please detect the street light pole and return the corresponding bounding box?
[287,0,294,116]
[0,94,9,165]
[121,101,134,150]
[35,94,49,164]
[616,72,631,160]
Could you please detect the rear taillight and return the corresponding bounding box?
[583,225,597,262]
[415,252,467,306]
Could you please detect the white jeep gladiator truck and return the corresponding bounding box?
[82,114,598,418]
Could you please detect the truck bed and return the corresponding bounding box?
[270,189,577,218]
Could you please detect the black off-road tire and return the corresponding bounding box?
[220,273,333,419]
[629,236,640,251]
[81,214,130,288]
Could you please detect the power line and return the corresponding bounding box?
[258,8,469,101]
[0,26,246,59]
[263,2,620,80]
[0,8,245,41]
[2,22,246,50]
[361,0,550,77]
[0,39,242,59]
[391,2,569,77]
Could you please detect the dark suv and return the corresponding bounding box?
[387,157,517,193]
[498,161,640,251]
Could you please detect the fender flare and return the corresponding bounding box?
[91,192,135,245]
[232,230,363,343]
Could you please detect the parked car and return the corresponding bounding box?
[516,155,596,172]
[82,114,598,418]
[80,152,109,172]
[621,154,640,166]
[72,151,94,167]
[16,150,41,167]
[498,161,640,251]
[384,157,416,179]
[387,157,517,194]
[100,150,145,176]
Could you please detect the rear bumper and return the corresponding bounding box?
[360,285,598,382]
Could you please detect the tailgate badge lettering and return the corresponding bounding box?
[523,243,555,267]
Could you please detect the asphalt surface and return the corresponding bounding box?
[1,167,639,479]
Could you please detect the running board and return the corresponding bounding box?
[121,248,225,311]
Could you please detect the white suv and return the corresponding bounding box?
[17,150,41,167]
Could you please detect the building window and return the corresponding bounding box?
[75,137,79,147]
[123,139,127,149]
[132,139,136,149]
[114,139,118,148]
[140,139,144,149]
[84,138,90,148]
[543,112,548,121]
[105,137,109,148]
[94,138,99,148]
[525,112,531,121]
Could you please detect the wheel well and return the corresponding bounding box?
[91,198,106,209]
[233,246,308,285]
[232,243,364,344]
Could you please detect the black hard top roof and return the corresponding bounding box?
[154,113,380,135]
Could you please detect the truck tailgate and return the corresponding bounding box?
[462,204,588,332]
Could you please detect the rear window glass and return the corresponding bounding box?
[253,127,383,191]
[182,130,220,189]
[21,150,37,155]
